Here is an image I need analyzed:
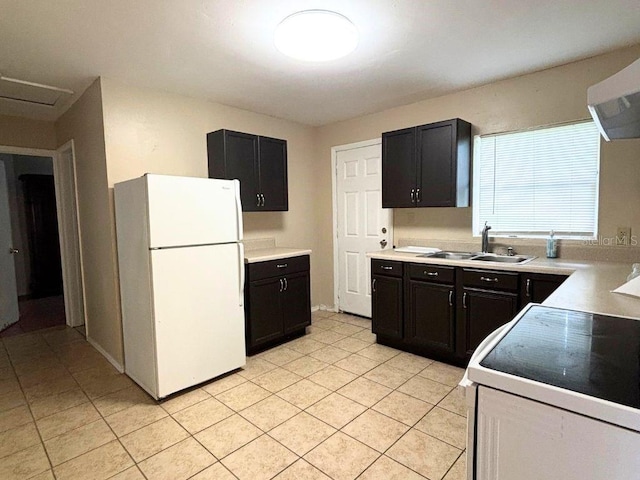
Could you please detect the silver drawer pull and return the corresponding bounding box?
[526,278,531,297]
[448,290,453,307]
[480,276,499,283]
[425,271,438,277]
[381,266,393,270]
[277,263,288,268]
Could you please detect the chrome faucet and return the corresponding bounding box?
[481,222,492,253]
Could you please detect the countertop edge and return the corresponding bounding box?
[244,248,312,264]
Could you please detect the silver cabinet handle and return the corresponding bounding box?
[425,271,438,277]
[381,265,393,270]
[256,193,261,207]
[416,188,421,203]
[277,263,288,269]
[448,290,453,307]
[480,276,499,283]
[372,278,376,292]
[260,194,265,207]
[279,278,283,292]
[9,248,19,254]
[410,189,415,202]
[463,292,467,309]
[526,278,531,297]
[283,277,288,291]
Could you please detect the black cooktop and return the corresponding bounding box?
[480,305,640,409]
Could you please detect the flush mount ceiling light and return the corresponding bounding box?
[274,10,358,62]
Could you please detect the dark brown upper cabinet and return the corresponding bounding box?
[207,129,288,211]
[382,118,471,208]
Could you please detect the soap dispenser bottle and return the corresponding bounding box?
[546,230,557,258]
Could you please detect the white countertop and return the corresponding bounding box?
[368,249,640,320]
[244,247,312,264]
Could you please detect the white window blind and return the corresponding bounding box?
[473,121,600,238]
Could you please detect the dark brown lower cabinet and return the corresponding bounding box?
[520,272,568,308]
[372,274,403,339]
[460,288,519,359]
[371,260,569,366]
[247,277,283,347]
[405,264,456,356]
[282,271,311,334]
[245,255,311,354]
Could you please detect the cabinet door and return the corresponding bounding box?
[520,273,568,308]
[382,128,416,208]
[258,136,288,211]
[372,274,403,339]
[417,122,455,206]
[406,280,455,353]
[247,278,283,348]
[282,271,311,334]
[461,288,518,358]
[226,131,260,211]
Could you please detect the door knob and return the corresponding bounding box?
[380,239,388,248]
[9,248,18,254]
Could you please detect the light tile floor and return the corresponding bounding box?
[0,310,467,480]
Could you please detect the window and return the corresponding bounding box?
[473,121,600,239]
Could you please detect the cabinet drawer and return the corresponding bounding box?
[408,263,454,283]
[248,255,309,281]
[463,268,519,292]
[371,259,403,278]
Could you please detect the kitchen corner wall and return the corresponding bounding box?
[54,79,124,366]
[314,44,640,308]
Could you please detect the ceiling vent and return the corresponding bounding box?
[0,75,73,107]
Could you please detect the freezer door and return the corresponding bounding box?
[146,174,243,248]
[150,243,246,398]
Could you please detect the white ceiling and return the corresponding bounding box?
[1,0,640,126]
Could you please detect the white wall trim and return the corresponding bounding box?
[87,335,125,373]
[0,146,56,157]
[54,140,87,329]
[331,138,383,314]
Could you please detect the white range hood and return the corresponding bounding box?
[587,57,640,141]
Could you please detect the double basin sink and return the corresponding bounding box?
[419,251,536,264]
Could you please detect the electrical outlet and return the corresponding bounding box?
[616,226,631,246]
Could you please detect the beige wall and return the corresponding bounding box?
[100,79,319,286]
[0,114,57,150]
[314,45,640,307]
[55,79,124,365]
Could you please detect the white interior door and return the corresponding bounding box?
[0,161,19,330]
[335,141,392,317]
[54,141,86,328]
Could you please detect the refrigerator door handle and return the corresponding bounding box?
[234,179,243,241]
[238,243,245,307]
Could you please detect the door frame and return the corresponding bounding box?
[0,143,86,328]
[331,138,393,314]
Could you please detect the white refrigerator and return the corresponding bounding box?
[114,174,246,399]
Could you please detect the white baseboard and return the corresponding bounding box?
[87,336,125,373]
[317,304,338,312]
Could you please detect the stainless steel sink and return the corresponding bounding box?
[419,251,536,264]
[472,254,536,264]
[419,251,479,260]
